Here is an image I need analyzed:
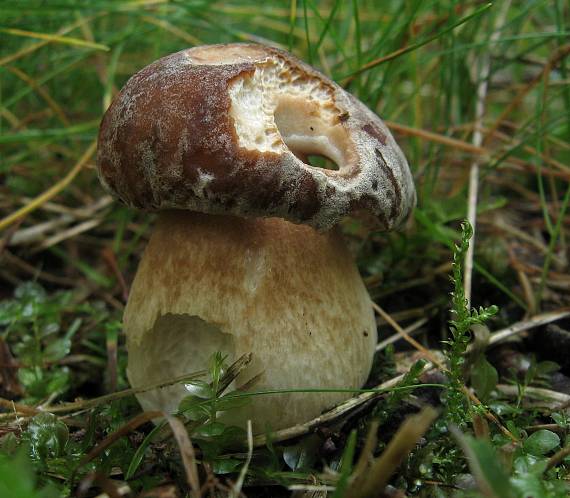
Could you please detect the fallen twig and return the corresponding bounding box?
[376,317,429,352]
[546,445,570,471]
[496,384,570,405]
[484,308,570,349]
[252,363,433,447]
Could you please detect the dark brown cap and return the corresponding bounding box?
[97,43,415,230]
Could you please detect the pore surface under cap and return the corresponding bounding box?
[97,43,415,230]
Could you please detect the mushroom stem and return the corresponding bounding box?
[124,210,376,431]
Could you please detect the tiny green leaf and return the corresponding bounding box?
[184,380,214,399]
[27,413,69,461]
[215,395,250,412]
[282,435,319,472]
[536,360,560,376]
[125,421,166,481]
[179,395,209,421]
[43,337,71,362]
[194,421,226,438]
[0,448,59,498]
[452,429,517,498]
[331,430,357,498]
[470,356,498,401]
[524,430,560,456]
[212,457,242,474]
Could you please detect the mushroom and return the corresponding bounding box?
[97,43,415,431]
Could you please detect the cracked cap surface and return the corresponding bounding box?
[97,43,416,230]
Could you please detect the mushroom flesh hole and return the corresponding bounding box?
[273,97,341,170]
[228,62,349,172]
[124,210,377,432]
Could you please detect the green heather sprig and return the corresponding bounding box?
[446,221,498,426]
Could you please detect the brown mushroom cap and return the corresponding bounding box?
[97,43,415,230]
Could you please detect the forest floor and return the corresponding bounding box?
[1,1,570,497]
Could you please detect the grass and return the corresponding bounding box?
[1,0,570,496]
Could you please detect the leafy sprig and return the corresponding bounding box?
[446,221,498,426]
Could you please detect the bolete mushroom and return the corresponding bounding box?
[97,43,415,431]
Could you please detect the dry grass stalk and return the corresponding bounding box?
[348,407,439,498]
[496,385,570,406]
[229,420,253,498]
[0,141,97,232]
[167,416,201,498]
[464,0,511,306]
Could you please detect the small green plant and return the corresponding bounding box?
[179,352,249,467]
[511,357,560,409]
[0,282,76,401]
[0,447,59,498]
[126,352,250,480]
[454,427,569,498]
[445,221,498,426]
[372,357,427,427]
[0,282,123,403]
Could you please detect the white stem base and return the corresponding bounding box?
[124,211,376,432]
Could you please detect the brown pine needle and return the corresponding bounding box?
[0,27,109,51]
[0,13,105,66]
[546,445,570,471]
[385,120,570,179]
[0,141,97,232]
[231,420,254,498]
[141,16,202,46]
[0,398,38,417]
[483,44,570,145]
[5,66,70,125]
[373,302,445,369]
[79,410,163,468]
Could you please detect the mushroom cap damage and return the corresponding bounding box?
[97,43,415,231]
